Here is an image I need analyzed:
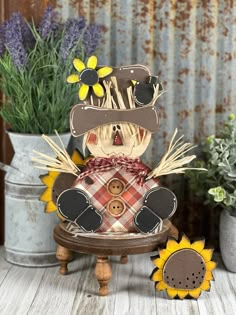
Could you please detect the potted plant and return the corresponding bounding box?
[187,114,236,272]
[0,7,101,266]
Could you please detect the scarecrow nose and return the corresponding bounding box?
[113,131,123,146]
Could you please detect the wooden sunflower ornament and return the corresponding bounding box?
[66,55,113,100]
[150,235,216,299]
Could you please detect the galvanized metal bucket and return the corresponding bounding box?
[220,209,236,273]
[3,132,71,267]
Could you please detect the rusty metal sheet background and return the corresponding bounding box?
[53,0,236,246]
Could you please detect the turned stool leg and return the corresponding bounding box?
[94,256,112,296]
[56,245,73,275]
[120,255,128,264]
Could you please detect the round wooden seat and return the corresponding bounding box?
[54,221,178,296]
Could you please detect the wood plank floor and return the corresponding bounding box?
[0,247,235,315]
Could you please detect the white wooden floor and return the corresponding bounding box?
[0,247,235,315]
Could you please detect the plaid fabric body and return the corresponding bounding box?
[73,165,159,232]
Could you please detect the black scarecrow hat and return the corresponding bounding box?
[69,60,163,137]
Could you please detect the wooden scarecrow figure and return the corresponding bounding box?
[33,56,216,300]
[34,55,199,235]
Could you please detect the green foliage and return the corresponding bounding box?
[0,22,79,134]
[186,115,236,216]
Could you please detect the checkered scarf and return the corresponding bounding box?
[76,156,150,185]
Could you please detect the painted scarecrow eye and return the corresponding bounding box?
[113,125,121,132]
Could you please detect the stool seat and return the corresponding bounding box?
[54,221,178,296]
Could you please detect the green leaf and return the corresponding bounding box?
[208,186,226,202]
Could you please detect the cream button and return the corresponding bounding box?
[107,178,125,196]
[107,198,125,217]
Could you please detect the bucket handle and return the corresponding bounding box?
[0,162,21,174]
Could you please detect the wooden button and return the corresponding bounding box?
[107,198,125,217]
[107,178,125,196]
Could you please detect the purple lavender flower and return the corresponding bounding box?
[6,13,34,50]
[21,21,35,50]
[4,14,27,69]
[38,6,58,40]
[10,13,24,41]
[0,23,6,57]
[83,24,101,58]
[59,17,86,62]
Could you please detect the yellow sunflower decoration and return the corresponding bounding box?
[66,55,113,100]
[40,150,88,219]
[151,235,216,299]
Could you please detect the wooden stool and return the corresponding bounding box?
[54,221,178,296]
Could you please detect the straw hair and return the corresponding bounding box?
[32,131,80,176]
[147,129,207,179]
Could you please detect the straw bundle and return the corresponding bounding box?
[32,131,80,176]
[147,129,207,179]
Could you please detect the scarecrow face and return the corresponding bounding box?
[86,122,151,158]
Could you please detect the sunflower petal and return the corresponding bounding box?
[152,257,165,269]
[40,175,55,188]
[71,150,85,165]
[177,289,189,300]
[205,261,217,271]
[87,55,98,69]
[79,84,89,101]
[45,201,57,213]
[188,288,201,299]
[201,249,213,262]
[204,271,213,281]
[97,66,113,78]
[167,288,178,299]
[179,235,191,248]
[48,171,60,178]
[151,269,163,281]
[92,83,104,97]
[73,58,85,72]
[200,280,211,291]
[156,281,168,291]
[191,239,205,253]
[131,80,137,86]
[159,249,171,260]
[40,188,52,202]
[166,239,179,253]
[66,74,80,83]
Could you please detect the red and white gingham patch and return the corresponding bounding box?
[73,165,159,232]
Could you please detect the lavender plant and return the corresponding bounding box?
[0,7,101,134]
[187,114,236,217]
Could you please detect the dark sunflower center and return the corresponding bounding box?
[163,249,206,290]
[80,69,99,86]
